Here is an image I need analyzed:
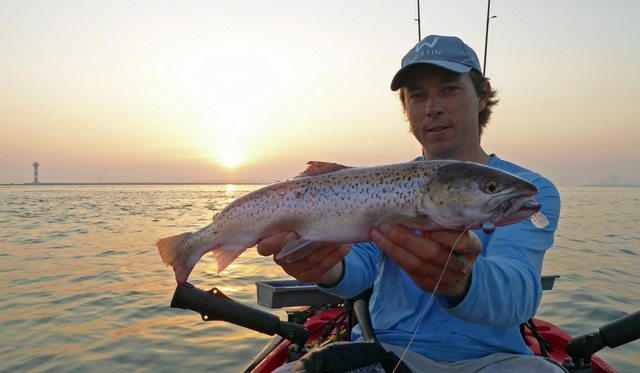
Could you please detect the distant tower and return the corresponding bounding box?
[33,162,40,184]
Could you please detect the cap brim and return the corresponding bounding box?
[390,61,474,91]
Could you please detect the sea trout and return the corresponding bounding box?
[157,160,547,285]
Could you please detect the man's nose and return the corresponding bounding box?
[426,98,444,117]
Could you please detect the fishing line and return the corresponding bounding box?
[392,223,477,373]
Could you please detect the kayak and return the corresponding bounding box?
[245,310,618,373]
[169,276,639,373]
[523,318,615,373]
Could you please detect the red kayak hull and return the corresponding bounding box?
[251,310,617,373]
[526,318,616,373]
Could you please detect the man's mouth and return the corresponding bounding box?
[426,126,450,132]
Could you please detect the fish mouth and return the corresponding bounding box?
[487,193,541,227]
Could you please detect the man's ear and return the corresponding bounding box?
[478,81,491,111]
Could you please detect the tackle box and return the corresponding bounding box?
[256,275,560,309]
[255,280,342,309]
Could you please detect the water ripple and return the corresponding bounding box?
[1,185,638,372]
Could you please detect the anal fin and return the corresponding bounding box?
[212,247,246,273]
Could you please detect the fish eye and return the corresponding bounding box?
[484,180,501,194]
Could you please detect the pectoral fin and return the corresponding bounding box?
[276,239,315,259]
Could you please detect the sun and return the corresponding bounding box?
[218,148,243,168]
[200,140,246,169]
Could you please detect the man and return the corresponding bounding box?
[259,35,563,372]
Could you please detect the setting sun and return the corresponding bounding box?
[217,147,243,168]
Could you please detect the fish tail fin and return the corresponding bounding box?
[156,232,195,285]
[212,247,245,273]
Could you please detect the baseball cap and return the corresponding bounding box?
[390,35,482,91]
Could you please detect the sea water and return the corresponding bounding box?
[0,185,638,372]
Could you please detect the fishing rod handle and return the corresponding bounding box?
[599,310,640,348]
[171,283,309,343]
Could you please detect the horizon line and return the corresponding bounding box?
[0,181,270,186]
[2,182,640,188]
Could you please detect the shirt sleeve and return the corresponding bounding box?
[437,173,561,326]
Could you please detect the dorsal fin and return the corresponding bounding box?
[296,161,353,178]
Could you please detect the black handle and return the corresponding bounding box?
[353,298,379,344]
[566,310,640,368]
[599,310,640,348]
[171,283,309,344]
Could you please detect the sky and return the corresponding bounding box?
[1,0,639,186]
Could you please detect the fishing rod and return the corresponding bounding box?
[416,0,494,74]
[483,0,497,74]
[415,0,421,42]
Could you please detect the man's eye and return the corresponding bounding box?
[410,93,425,100]
[444,86,459,93]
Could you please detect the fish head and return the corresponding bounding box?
[419,162,541,230]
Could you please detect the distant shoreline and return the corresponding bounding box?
[0,182,267,186]
[1,182,638,187]
[581,184,640,188]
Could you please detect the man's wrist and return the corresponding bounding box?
[318,260,345,288]
[441,272,472,306]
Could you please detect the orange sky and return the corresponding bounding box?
[2,1,639,186]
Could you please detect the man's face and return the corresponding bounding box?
[401,65,488,161]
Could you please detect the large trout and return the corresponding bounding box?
[157,160,547,285]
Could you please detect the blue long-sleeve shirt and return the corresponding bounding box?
[318,155,561,361]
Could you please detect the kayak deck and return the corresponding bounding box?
[246,277,617,373]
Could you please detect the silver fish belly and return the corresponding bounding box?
[157,160,543,285]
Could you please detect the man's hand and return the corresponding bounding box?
[371,224,482,305]
[256,232,351,286]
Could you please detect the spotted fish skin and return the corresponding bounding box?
[156,160,541,285]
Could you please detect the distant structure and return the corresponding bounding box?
[33,162,40,184]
